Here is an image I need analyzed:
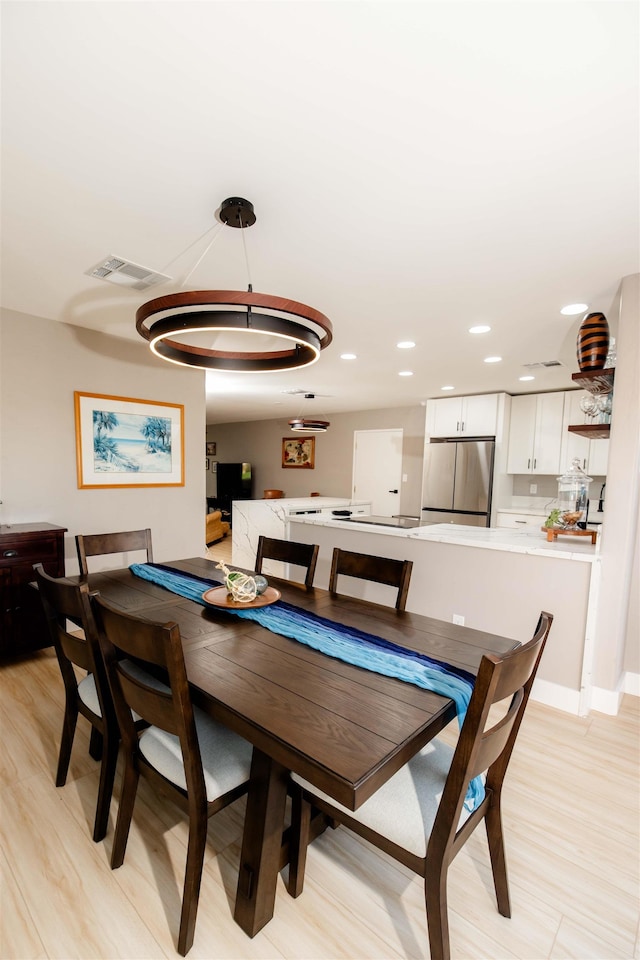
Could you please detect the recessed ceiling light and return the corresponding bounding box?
[484,356,502,363]
[397,341,416,349]
[441,385,455,391]
[519,375,535,382]
[398,370,413,377]
[340,353,357,360]
[560,303,588,316]
[468,325,491,334]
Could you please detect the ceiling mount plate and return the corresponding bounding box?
[219,197,256,228]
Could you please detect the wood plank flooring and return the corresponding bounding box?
[1,536,638,959]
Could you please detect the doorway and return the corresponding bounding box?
[352,429,404,515]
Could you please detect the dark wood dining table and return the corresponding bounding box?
[83,555,518,938]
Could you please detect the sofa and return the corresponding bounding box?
[205,510,230,545]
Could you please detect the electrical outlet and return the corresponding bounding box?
[452,614,465,626]
[530,483,537,494]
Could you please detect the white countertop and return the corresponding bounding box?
[288,516,598,562]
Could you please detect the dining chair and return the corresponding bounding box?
[287,611,554,960]
[75,528,153,577]
[33,563,120,842]
[255,535,320,589]
[92,595,253,957]
[328,547,413,611]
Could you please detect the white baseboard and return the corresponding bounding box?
[590,685,623,716]
[530,674,639,717]
[530,678,581,715]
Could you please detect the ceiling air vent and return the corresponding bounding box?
[85,256,172,291]
[522,360,564,369]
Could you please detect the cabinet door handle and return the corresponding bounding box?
[456,422,460,432]
[533,458,537,469]
[527,459,531,470]
[461,421,465,432]
[515,520,526,524]
[2,550,18,558]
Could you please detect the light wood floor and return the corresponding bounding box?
[2,535,638,959]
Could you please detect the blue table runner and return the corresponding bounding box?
[130,561,484,811]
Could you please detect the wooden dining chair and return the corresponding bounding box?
[75,528,153,576]
[93,595,253,957]
[255,535,320,589]
[33,563,120,842]
[287,611,554,960]
[329,547,413,611]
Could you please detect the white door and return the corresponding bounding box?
[352,429,403,515]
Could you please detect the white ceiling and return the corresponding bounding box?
[1,2,638,425]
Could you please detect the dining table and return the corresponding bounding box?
[81,554,518,938]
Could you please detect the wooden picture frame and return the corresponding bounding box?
[74,391,185,489]
[206,442,216,456]
[282,436,315,469]
[205,458,210,471]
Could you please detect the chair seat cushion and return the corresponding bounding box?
[139,708,252,801]
[292,738,481,858]
[78,673,100,715]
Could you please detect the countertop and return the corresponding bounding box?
[287,516,598,562]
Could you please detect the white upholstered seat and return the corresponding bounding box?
[292,738,480,858]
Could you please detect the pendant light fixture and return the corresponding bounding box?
[136,197,333,372]
[288,394,331,433]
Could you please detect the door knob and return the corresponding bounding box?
[388,489,398,494]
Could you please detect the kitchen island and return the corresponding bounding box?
[231,496,371,576]
[288,515,599,715]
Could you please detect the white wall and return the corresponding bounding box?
[593,274,640,693]
[0,308,207,573]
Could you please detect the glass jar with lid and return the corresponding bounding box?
[556,459,592,529]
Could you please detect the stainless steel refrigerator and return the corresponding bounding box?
[421,438,495,526]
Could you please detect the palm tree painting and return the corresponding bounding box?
[92,407,172,474]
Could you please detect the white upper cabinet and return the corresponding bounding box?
[428,394,499,438]
[507,392,565,474]
[560,390,609,476]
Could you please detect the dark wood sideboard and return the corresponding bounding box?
[0,523,67,657]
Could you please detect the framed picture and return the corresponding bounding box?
[74,391,185,489]
[206,442,216,456]
[205,458,210,471]
[282,436,315,469]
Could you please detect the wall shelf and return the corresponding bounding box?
[571,368,615,395]
[568,368,614,439]
[567,423,610,440]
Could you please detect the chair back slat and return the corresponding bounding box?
[116,666,177,734]
[256,536,319,589]
[76,528,153,576]
[329,548,413,611]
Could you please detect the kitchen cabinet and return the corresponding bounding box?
[427,393,498,438]
[0,523,67,657]
[507,392,565,474]
[561,391,609,476]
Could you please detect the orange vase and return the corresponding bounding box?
[577,312,609,372]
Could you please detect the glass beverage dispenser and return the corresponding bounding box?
[557,459,592,529]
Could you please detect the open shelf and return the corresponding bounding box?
[568,423,610,440]
[571,368,615,395]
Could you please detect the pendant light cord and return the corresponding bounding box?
[159,222,225,284]
[239,218,253,291]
